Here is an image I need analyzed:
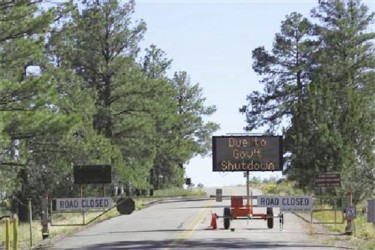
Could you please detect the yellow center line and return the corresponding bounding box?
[166,199,214,249]
[185,203,212,239]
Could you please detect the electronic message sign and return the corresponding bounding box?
[212,136,282,172]
[73,165,112,184]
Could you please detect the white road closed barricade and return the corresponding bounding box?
[257,195,313,212]
[55,197,112,211]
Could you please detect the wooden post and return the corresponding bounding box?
[13,215,18,250]
[41,193,49,239]
[334,199,337,224]
[28,199,33,247]
[5,218,10,250]
[345,190,353,235]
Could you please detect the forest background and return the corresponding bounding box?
[0,0,374,222]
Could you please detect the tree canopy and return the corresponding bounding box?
[0,0,219,220]
[241,0,375,201]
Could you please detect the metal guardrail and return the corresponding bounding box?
[0,215,10,221]
[209,195,260,206]
[310,196,345,225]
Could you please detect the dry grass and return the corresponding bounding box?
[312,208,375,249]
[1,208,120,249]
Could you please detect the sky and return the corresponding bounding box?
[132,0,375,187]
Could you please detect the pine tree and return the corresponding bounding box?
[172,71,219,163]
[241,1,374,198]
[240,12,316,133]
[288,0,375,195]
[0,1,71,220]
[307,0,375,199]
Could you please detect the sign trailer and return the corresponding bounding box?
[212,135,287,230]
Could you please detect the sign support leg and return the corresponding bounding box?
[81,185,85,225]
[279,213,284,231]
[246,171,250,208]
[246,171,250,224]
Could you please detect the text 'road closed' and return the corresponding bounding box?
[257,196,313,211]
[54,197,112,211]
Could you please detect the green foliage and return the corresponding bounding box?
[241,12,315,133]
[48,0,167,190]
[153,187,207,197]
[241,0,375,201]
[0,1,77,219]
[0,0,218,222]
[172,71,220,158]
[253,179,303,195]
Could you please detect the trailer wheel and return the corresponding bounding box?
[224,207,231,229]
[267,207,274,229]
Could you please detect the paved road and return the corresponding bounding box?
[49,187,339,249]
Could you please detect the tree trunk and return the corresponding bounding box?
[13,169,30,222]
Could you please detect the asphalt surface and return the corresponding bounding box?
[48,186,342,249]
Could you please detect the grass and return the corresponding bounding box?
[152,187,206,197]
[1,208,120,249]
[249,180,304,195]
[312,208,375,249]
[0,187,207,249]
[311,209,344,225]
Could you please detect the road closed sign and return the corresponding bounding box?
[54,197,112,211]
[257,195,313,211]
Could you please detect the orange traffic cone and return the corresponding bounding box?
[210,213,218,230]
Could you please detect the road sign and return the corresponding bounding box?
[367,199,375,223]
[344,206,356,219]
[212,136,283,172]
[257,195,313,211]
[53,197,112,211]
[116,198,135,215]
[185,178,191,185]
[315,172,341,187]
[216,189,223,202]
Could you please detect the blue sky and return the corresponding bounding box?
[133,0,375,187]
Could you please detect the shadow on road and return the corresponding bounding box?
[50,238,337,249]
[49,227,278,240]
